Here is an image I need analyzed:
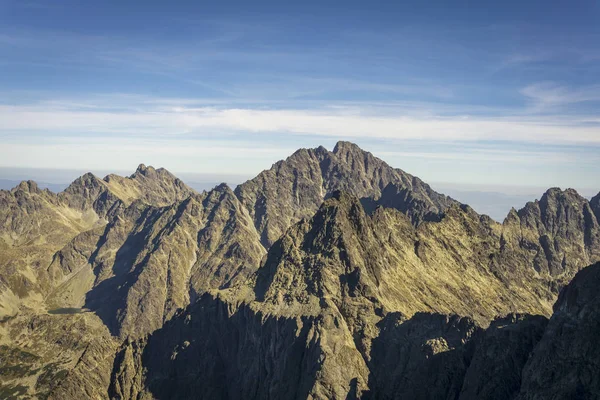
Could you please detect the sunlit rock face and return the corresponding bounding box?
[1,142,600,399]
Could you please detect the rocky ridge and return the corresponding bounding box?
[103,190,599,399]
[0,164,196,319]
[0,165,266,397]
[0,142,599,399]
[517,261,600,399]
[235,141,456,248]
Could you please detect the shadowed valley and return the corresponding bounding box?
[1,142,599,399]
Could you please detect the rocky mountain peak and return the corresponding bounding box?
[539,187,586,206]
[60,172,116,214]
[254,188,554,325]
[332,140,362,155]
[590,191,600,222]
[137,165,184,183]
[65,172,102,189]
[131,164,183,183]
[212,182,231,193]
[254,189,376,307]
[518,187,592,230]
[2,143,599,399]
[235,141,457,248]
[108,165,194,207]
[504,186,600,282]
[131,164,165,181]
[12,180,41,194]
[504,207,519,221]
[203,182,235,205]
[134,163,153,174]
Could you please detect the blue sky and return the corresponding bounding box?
[0,0,599,193]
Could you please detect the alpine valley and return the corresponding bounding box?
[1,142,599,400]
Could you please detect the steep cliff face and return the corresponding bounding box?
[235,141,456,248]
[459,314,548,400]
[0,309,118,400]
[518,262,600,400]
[590,192,600,232]
[1,143,600,399]
[0,166,265,397]
[0,181,106,320]
[103,295,551,400]
[500,188,600,292]
[0,165,197,320]
[109,294,369,400]
[257,192,554,324]
[367,312,481,400]
[106,192,495,400]
[102,192,563,400]
[47,184,264,338]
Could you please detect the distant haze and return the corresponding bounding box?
[431,183,597,222]
[1,165,596,223]
[0,167,250,194]
[0,1,599,193]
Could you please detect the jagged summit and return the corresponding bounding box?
[255,189,554,323]
[131,163,162,179]
[135,163,152,173]
[500,185,600,284]
[212,182,231,192]
[1,142,600,399]
[12,179,41,193]
[235,141,457,248]
[537,187,587,208]
[63,171,103,190]
[332,140,361,154]
[517,187,589,215]
[132,163,171,175]
[543,186,580,195]
[591,191,600,222]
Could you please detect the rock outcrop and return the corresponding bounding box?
[0,165,264,397]
[0,165,198,318]
[1,142,600,399]
[46,184,264,339]
[235,141,456,248]
[459,314,548,400]
[255,191,554,324]
[103,192,593,400]
[109,295,364,400]
[518,262,600,400]
[367,312,481,400]
[501,188,600,289]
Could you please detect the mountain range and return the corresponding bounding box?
[1,142,599,399]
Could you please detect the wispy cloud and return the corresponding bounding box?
[0,8,599,191]
[521,82,600,112]
[0,96,599,145]
[376,148,589,164]
[0,139,298,174]
[491,51,556,74]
